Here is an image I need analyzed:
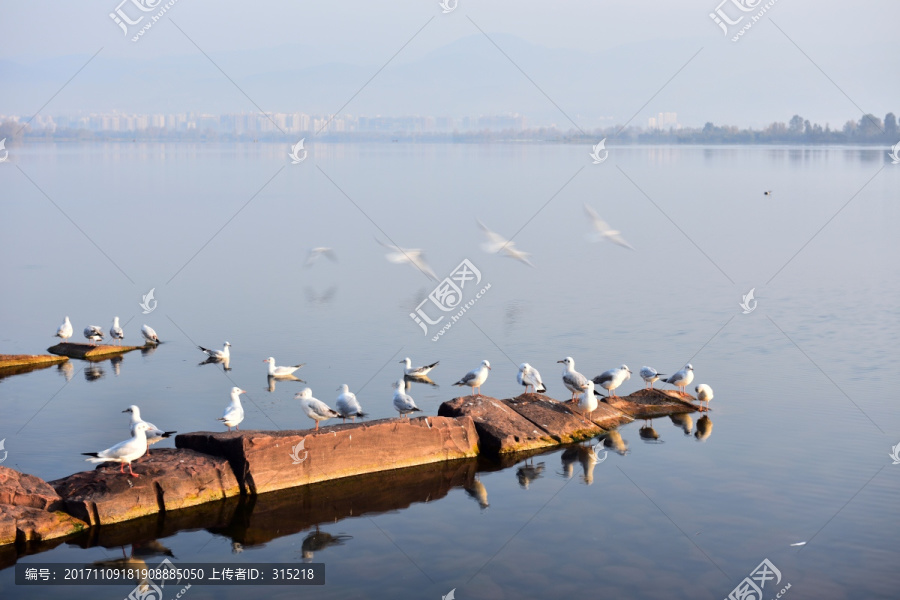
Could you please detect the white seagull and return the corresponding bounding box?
[55,316,73,343]
[123,405,176,447]
[199,341,231,360]
[558,357,589,402]
[82,422,150,477]
[376,239,438,281]
[662,364,694,395]
[517,362,546,393]
[335,384,366,421]
[453,360,491,396]
[695,384,713,411]
[306,247,338,267]
[639,366,665,389]
[392,377,422,417]
[592,365,632,398]
[84,325,104,343]
[400,357,439,377]
[218,387,246,431]
[295,388,341,431]
[477,220,535,267]
[583,203,634,250]
[578,380,599,423]
[141,324,160,345]
[264,357,305,378]
[109,317,124,345]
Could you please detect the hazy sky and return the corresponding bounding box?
[1,1,897,128]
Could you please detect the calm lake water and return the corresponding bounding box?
[1,142,898,599]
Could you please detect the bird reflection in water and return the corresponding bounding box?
[305,286,337,306]
[638,417,661,442]
[266,373,305,392]
[57,360,74,382]
[110,355,123,376]
[404,373,439,389]
[695,415,713,441]
[131,539,175,559]
[199,355,231,371]
[84,363,105,382]
[669,413,693,436]
[560,446,602,485]
[140,344,158,358]
[601,430,628,456]
[516,460,545,489]
[299,525,352,562]
[463,476,489,510]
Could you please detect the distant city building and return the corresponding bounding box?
[649,112,679,130]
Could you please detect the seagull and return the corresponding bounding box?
[376,239,438,281]
[199,341,231,360]
[393,377,422,417]
[477,220,535,267]
[558,357,589,402]
[306,247,338,267]
[141,324,160,345]
[109,317,124,345]
[218,387,246,431]
[400,357,439,377]
[122,405,176,447]
[264,357,305,378]
[335,384,366,421]
[84,325,104,343]
[695,384,713,411]
[82,422,150,477]
[639,366,665,389]
[583,203,634,250]
[295,388,341,430]
[662,364,694,395]
[55,316,73,343]
[517,363,546,393]
[578,380,599,423]
[453,360,491,396]
[592,365,632,398]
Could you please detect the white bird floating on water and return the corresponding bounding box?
[583,203,634,250]
[376,239,438,281]
[578,380,599,423]
[400,357,439,377]
[639,366,665,389]
[335,384,366,421]
[695,384,713,411]
[123,405,176,447]
[517,363,546,393]
[662,364,694,395]
[199,341,231,360]
[109,317,124,345]
[558,357,589,402]
[477,220,535,267]
[593,365,632,398]
[55,316,73,342]
[453,360,491,396]
[264,357,305,378]
[306,247,338,267]
[82,422,150,477]
[141,324,160,345]
[296,388,341,430]
[218,387,246,431]
[393,377,421,417]
[84,325,104,343]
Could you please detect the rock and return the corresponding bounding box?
[49,448,240,526]
[47,342,143,360]
[505,394,607,443]
[604,388,696,419]
[0,505,87,544]
[0,354,68,379]
[439,395,557,454]
[176,415,479,495]
[0,466,63,511]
